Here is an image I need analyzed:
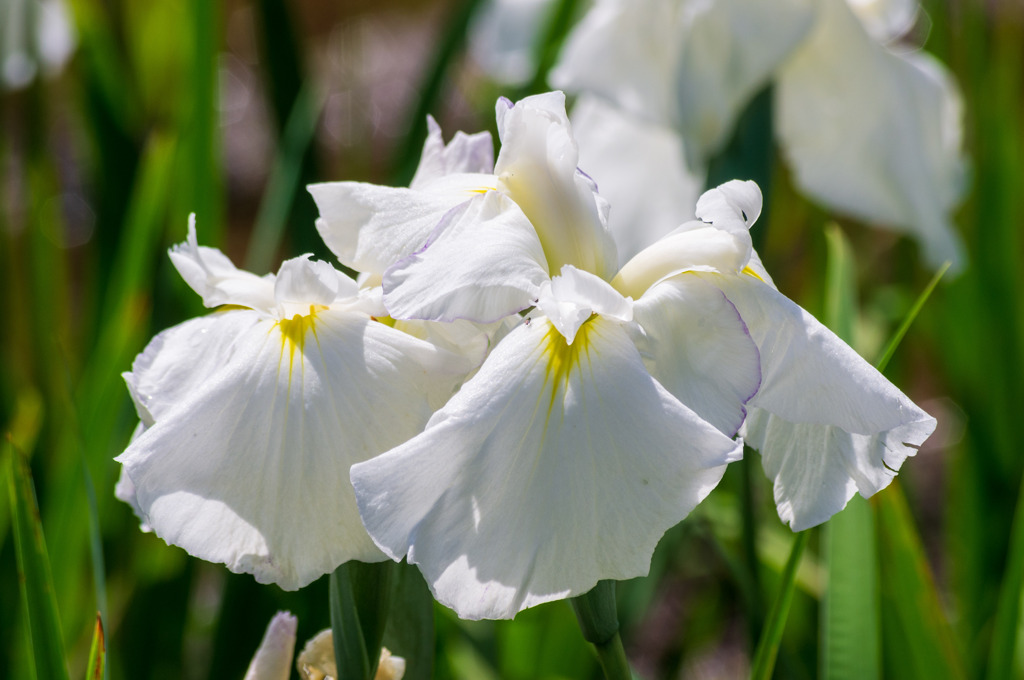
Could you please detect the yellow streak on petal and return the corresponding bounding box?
[541,316,595,425]
[741,266,765,283]
[276,305,327,381]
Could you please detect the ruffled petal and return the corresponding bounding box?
[776,0,966,270]
[694,180,763,234]
[570,96,702,267]
[536,265,632,344]
[169,216,277,312]
[410,116,495,188]
[308,172,498,275]
[710,273,937,530]
[383,191,550,324]
[494,91,619,279]
[118,309,466,590]
[633,274,760,436]
[352,316,742,620]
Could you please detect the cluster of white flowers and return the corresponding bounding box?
[116,89,935,624]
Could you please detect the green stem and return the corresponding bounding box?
[570,580,634,680]
[329,561,396,680]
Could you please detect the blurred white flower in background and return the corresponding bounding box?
[550,0,967,271]
[1,0,76,90]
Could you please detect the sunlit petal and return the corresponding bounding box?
[411,115,495,188]
[633,275,760,436]
[119,309,466,590]
[352,317,742,620]
[244,611,297,680]
[711,273,937,530]
[383,191,549,323]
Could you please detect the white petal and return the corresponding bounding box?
[468,0,553,85]
[308,173,498,275]
[611,225,749,299]
[536,265,632,344]
[352,316,741,620]
[274,255,342,312]
[494,91,619,279]
[633,275,760,436]
[711,273,937,530]
[124,311,263,426]
[169,216,277,311]
[776,0,966,271]
[244,611,297,680]
[552,0,681,125]
[410,116,495,188]
[118,309,466,590]
[670,0,816,162]
[845,0,918,43]
[383,191,550,324]
[695,180,763,233]
[570,96,702,267]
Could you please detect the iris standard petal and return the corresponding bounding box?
[633,275,760,436]
[118,309,466,590]
[494,91,619,279]
[308,172,498,275]
[352,316,742,620]
[569,95,702,268]
[776,0,966,270]
[383,190,550,324]
[410,116,495,188]
[710,272,937,530]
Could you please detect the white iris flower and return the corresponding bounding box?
[320,93,935,619]
[552,0,967,270]
[116,219,472,590]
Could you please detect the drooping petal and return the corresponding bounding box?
[494,91,619,279]
[776,0,966,271]
[694,179,763,234]
[410,116,495,188]
[244,611,297,680]
[308,172,498,275]
[710,273,937,530]
[169,216,277,312]
[383,190,550,324]
[352,316,742,620]
[633,274,760,436]
[118,309,468,590]
[570,96,702,267]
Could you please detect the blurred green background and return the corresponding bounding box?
[2,0,1023,678]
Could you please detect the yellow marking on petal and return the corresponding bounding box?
[541,316,595,424]
[216,304,250,312]
[371,315,397,328]
[742,266,765,283]
[276,305,327,381]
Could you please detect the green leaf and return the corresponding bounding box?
[6,440,69,680]
[876,485,966,679]
[86,614,105,680]
[819,224,880,680]
[329,561,395,680]
[750,531,809,680]
[383,562,435,680]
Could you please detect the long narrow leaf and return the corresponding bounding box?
[750,531,809,680]
[820,224,880,680]
[7,440,70,680]
[86,614,106,680]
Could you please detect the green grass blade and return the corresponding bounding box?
[875,261,951,373]
[820,224,880,680]
[875,485,966,679]
[86,614,106,680]
[6,440,70,680]
[750,531,809,680]
[984,469,1024,680]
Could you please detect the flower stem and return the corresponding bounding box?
[570,580,634,680]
